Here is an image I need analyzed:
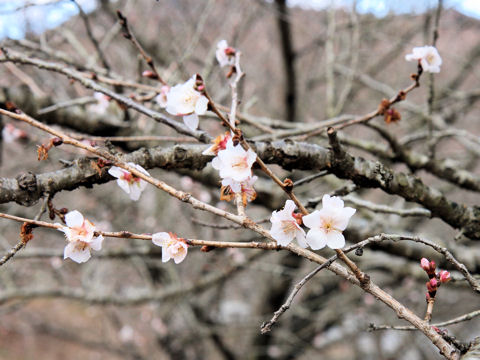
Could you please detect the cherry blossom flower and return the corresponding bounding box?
[154,85,170,108]
[108,163,150,201]
[220,176,257,205]
[152,232,188,264]
[202,132,231,156]
[270,200,307,247]
[216,40,235,67]
[211,139,256,182]
[166,76,209,131]
[58,210,103,263]
[302,195,356,250]
[405,46,442,73]
[89,92,111,114]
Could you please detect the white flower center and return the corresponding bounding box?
[183,90,198,106]
[426,53,435,65]
[321,218,339,233]
[232,156,248,170]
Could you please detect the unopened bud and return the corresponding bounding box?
[142,70,158,79]
[439,270,451,283]
[427,278,438,292]
[420,258,430,271]
[52,137,63,147]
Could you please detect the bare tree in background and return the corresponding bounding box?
[0,1,479,359]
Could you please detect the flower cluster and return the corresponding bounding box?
[270,195,355,250]
[211,139,258,205]
[58,210,103,263]
[405,46,442,73]
[152,232,188,264]
[108,163,150,201]
[165,75,208,131]
[420,258,450,300]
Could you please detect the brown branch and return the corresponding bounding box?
[116,10,166,85]
[0,49,211,142]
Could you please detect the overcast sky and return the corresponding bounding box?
[0,0,479,40]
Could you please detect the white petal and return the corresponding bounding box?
[332,207,356,231]
[302,211,322,229]
[322,194,344,209]
[90,235,104,251]
[173,246,188,264]
[64,242,91,263]
[152,232,170,247]
[131,163,150,176]
[195,95,209,115]
[283,200,296,214]
[296,232,308,248]
[108,166,124,179]
[183,114,199,131]
[326,231,345,249]
[211,156,222,170]
[162,249,171,263]
[217,39,228,50]
[305,229,328,250]
[116,179,131,194]
[270,223,293,246]
[65,210,84,228]
[129,184,142,201]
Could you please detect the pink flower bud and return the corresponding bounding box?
[429,260,436,270]
[439,270,451,283]
[426,278,438,292]
[142,70,158,79]
[420,258,430,271]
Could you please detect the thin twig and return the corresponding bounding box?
[260,254,338,333]
[71,0,111,71]
[116,10,166,84]
[369,309,480,331]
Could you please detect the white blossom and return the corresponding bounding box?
[152,232,188,264]
[154,85,170,108]
[405,46,442,73]
[302,195,356,250]
[216,40,235,67]
[108,163,149,201]
[166,76,209,131]
[58,210,103,263]
[270,200,307,247]
[211,139,256,182]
